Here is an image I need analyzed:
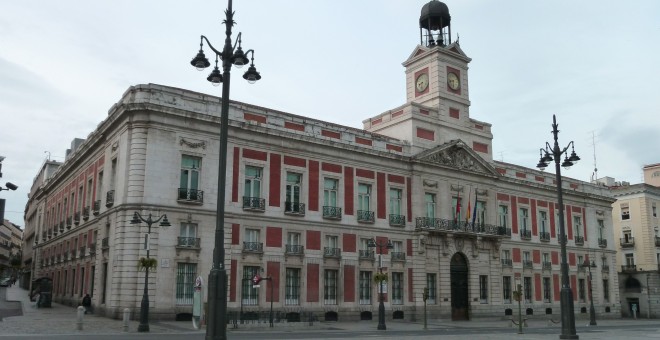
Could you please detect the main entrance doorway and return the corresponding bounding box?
[450,252,469,320]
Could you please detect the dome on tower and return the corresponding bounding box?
[419,0,450,30]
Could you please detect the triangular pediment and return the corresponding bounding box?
[446,42,469,59]
[404,45,431,63]
[413,139,499,177]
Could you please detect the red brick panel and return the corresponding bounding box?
[321,130,340,139]
[392,110,403,118]
[269,153,281,207]
[377,172,386,219]
[307,263,319,302]
[551,251,559,265]
[497,193,510,201]
[388,174,405,184]
[553,274,560,301]
[571,275,577,301]
[512,248,521,263]
[230,259,237,302]
[283,156,306,167]
[386,144,402,152]
[566,205,573,240]
[342,233,356,253]
[531,199,538,236]
[533,250,541,264]
[569,252,576,267]
[449,108,460,119]
[534,274,542,301]
[231,224,240,245]
[355,137,372,146]
[419,109,429,115]
[266,261,280,302]
[372,118,382,125]
[344,265,355,302]
[535,176,545,183]
[496,168,507,175]
[407,239,413,257]
[244,112,266,124]
[321,162,342,173]
[306,230,321,250]
[582,207,587,242]
[356,168,375,179]
[516,172,526,179]
[266,226,282,248]
[243,148,267,161]
[473,142,488,153]
[376,236,390,255]
[284,121,305,132]
[416,127,435,141]
[308,161,319,211]
[511,195,518,234]
[549,203,556,238]
[407,177,412,222]
[344,167,354,215]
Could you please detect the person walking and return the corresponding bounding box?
[81,294,92,314]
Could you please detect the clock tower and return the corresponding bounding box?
[364,0,493,162]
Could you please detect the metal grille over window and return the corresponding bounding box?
[176,263,197,305]
[285,268,300,305]
[242,266,260,305]
[392,272,403,305]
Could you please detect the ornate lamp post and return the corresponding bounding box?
[582,259,597,326]
[367,238,393,330]
[536,114,581,339]
[130,212,171,332]
[189,1,261,339]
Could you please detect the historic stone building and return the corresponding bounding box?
[27,1,620,323]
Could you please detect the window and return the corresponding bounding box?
[390,188,402,215]
[324,269,338,305]
[392,272,403,305]
[96,171,104,203]
[625,253,635,266]
[653,204,657,217]
[623,231,633,243]
[245,229,260,243]
[598,219,605,239]
[360,238,370,251]
[543,277,551,302]
[179,222,198,247]
[245,166,262,199]
[502,249,511,260]
[285,268,300,305]
[574,216,582,238]
[359,271,372,305]
[86,178,93,207]
[475,201,486,225]
[425,193,436,218]
[427,273,437,304]
[621,204,630,220]
[479,275,488,303]
[324,178,338,207]
[244,229,261,252]
[453,197,463,222]
[519,208,529,232]
[578,278,586,302]
[287,232,301,246]
[539,211,548,233]
[523,277,532,303]
[498,205,509,227]
[242,266,260,305]
[603,279,610,302]
[392,240,403,253]
[176,263,197,305]
[326,235,338,248]
[358,183,371,211]
[180,155,201,200]
[503,276,512,303]
[285,172,302,212]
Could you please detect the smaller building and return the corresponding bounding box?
[0,219,23,279]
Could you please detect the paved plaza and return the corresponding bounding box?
[3,284,660,339]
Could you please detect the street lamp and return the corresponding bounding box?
[582,259,597,326]
[536,114,581,340]
[189,1,261,339]
[367,238,393,330]
[513,277,523,334]
[130,211,171,332]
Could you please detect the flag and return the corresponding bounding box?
[471,188,478,224]
[454,186,461,223]
[466,187,472,223]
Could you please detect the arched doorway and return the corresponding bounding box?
[450,252,469,320]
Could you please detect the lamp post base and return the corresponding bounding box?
[206,268,228,340]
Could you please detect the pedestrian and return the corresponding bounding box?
[81,294,92,314]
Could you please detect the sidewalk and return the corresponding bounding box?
[4,283,660,339]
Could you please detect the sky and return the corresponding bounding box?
[1,0,659,228]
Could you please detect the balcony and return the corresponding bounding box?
[501,258,513,267]
[542,262,552,270]
[74,212,80,225]
[656,237,660,247]
[523,260,533,269]
[322,206,342,220]
[285,244,304,256]
[391,252,406,262]
[358,250,375,260]
[520,229,531,240]
[357,210,375,223]
[323,247,341,258]
[598,238,607,248]
[79,246,86,258]
[105,190,115,207]
[415,218,509,237]
[71,249,77,259]
[620,237,635,248]
[243,196,266,212]
[243,241,263,253]
[601,264,609,273]
[389,214,406,227]
[89,243,96,255]
[59,221,64,232]
[178,188,204,204]
[63,251,69,261]
[66,217,72,228]
[83,206,90,221]
[93,200,101,215]
[574,236,584,246]
[284,201,305,216]
[177,237,201,248]
[621,264,637,273]
[540,232,550,242]
[101,237,109,250]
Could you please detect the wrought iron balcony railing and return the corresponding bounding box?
[542,262,552,270]
[574,236,584,245]
[620,237,635,248]
[358,250,375,260]
[520,229,531,240]
[539,232,550,242]
[74,212,80,225]
[415,218,509,237]
[323,247,341,258]
[357,210,374,223]
[243,242,263,253]
[322,206,342,220]
[501,258,513,267]
[523,260,533,269]
[178,188,204,203]
[389,214,406,227]
[391,252,406,262]
[59,221,64,231]
[285,244,304,255]
[89,243,96,255]
[101,237,109,249]
[177,237,201,248]
[83,206,90,221]
[598,238,607,248]
[284,201,306,215]
[79,246,86,258]
[93,200,101,215]
[621,264,637,272]
[105,190,115,207]
[601,264,609,272]
[66,217,72,228]
[243,196,266,211]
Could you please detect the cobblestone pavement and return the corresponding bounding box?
[4,284,660,339]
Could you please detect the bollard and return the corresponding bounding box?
[77,306,85,330]
[123,308,131,332]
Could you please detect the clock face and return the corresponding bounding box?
[415,73,429,92]
[447,72,460,90]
